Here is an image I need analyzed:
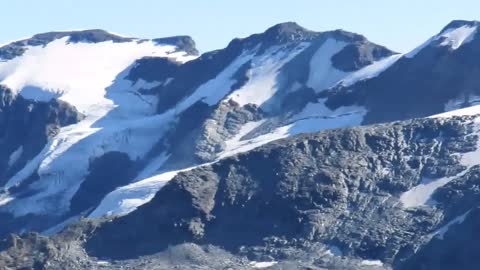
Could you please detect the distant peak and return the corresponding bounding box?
[31,29,134,44]
[265,22,310,35]
[440,20,480,33]
[153,36,198,55]
[0,30,198,61]
[262,22,316,42]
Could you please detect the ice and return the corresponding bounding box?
[217,120,266,159]
[400,175,462,208]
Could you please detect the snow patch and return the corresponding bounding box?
[440,25,478,50]
[0,195,13,207]
[307,38,349,91]
[217,120,266,159]
[339,54,402,87]
[360,260,384,266]
[89,166,197,218]
[226,43,309,108]
[249,261,278,269]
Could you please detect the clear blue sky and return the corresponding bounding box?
[2,0,479,53]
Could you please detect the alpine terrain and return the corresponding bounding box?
[1,20,480,269]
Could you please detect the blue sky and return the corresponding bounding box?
[2,0,479,53]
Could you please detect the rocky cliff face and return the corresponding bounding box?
[0,86,83,184]
[1,114,479,269]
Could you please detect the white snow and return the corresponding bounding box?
[96,260,111,266]
[89,166,198,218]
[400,115,480,208]
[339,54,403,87]
[360,260,384,266]
[226,43,309,108]
[217,120,266,159]
[0,36,196,217]
[440,25,478,50]
[307,38,349,91]
[432,210,471,240]
[249,261,278,269]
[0,37,193,111]
[7,146,23,167]
[0,195,13,207]
[400,175,462,208]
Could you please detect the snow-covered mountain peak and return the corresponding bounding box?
[0,34,197,111]
[0,30,199,61]
[261,22,317,43]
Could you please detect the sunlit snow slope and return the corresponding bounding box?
[0,32,196,217]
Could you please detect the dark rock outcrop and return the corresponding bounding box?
[85,116,479,268]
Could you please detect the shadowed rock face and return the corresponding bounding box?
[69,152,136,216]
[0,86,83,186]
[325,20,480,125]
[85,116,479,267]
[0,85,84,238]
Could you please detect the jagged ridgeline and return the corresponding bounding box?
[1,20,480,269]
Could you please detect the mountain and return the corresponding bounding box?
[0,23,398,236]
[324,20,480,123]
[1,20,480,269]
